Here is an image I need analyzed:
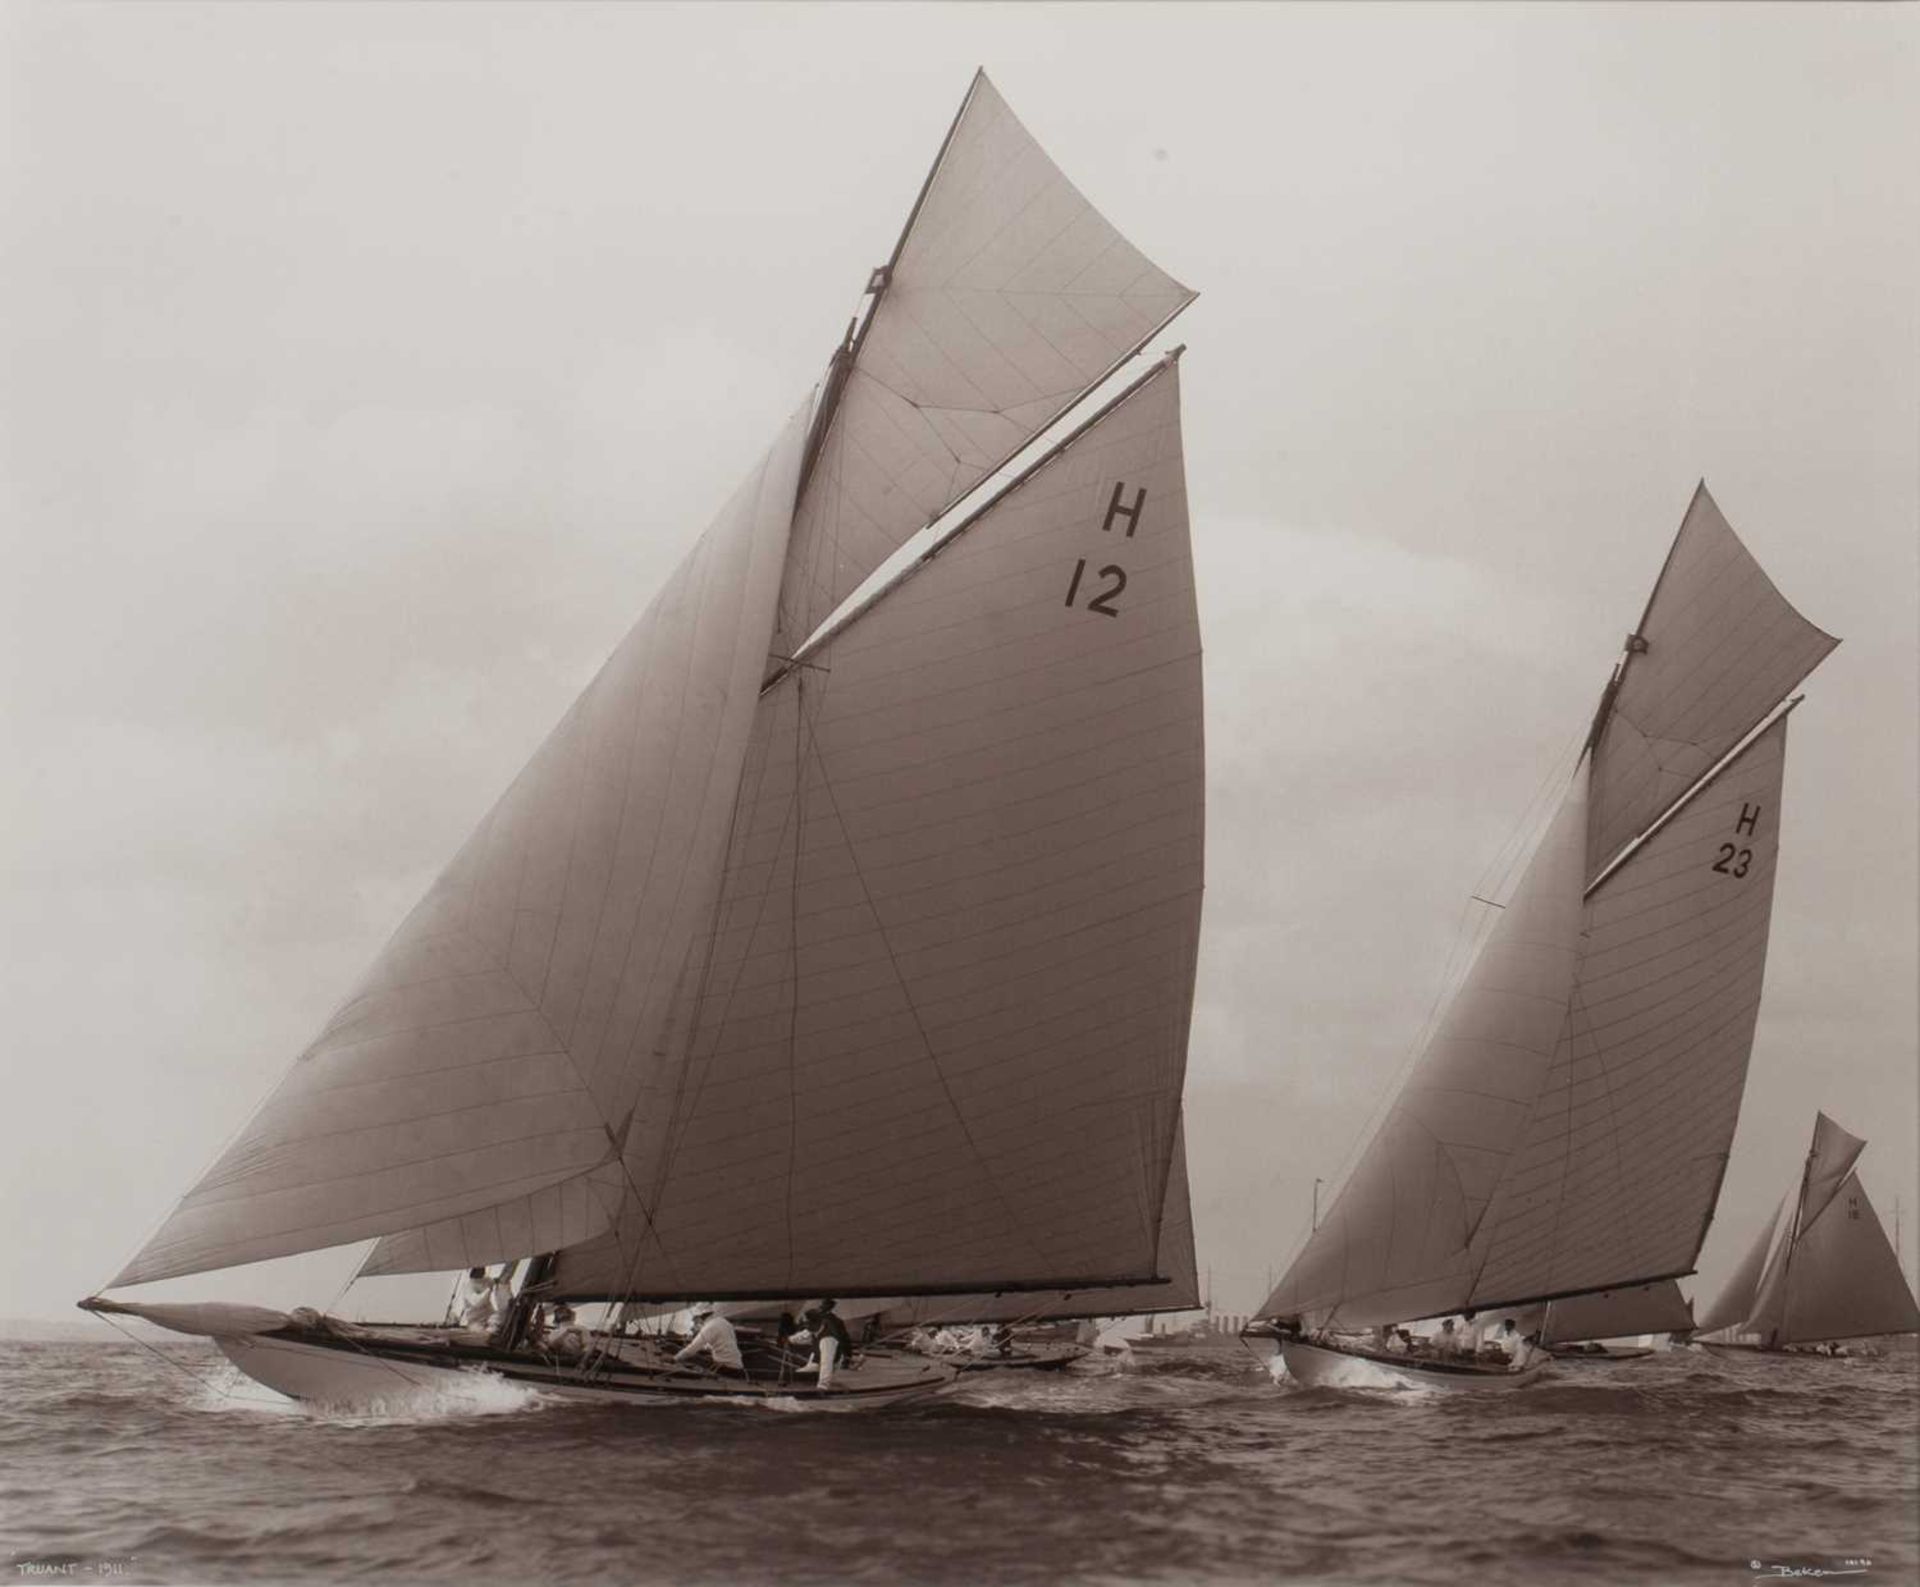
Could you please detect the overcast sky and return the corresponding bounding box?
[3,2,1914,1324]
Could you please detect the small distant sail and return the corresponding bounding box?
[1695,1196,1785,1336]
[1541,1279,1694,1345]
[1585,483,1836,882]
[1260,764,1591,1329]
[774,71,1195,659]
[112,403,813,1288]
[549,357,1203,1301]
[1714,1115,1920,1346]
[1779,1172,1920,1343]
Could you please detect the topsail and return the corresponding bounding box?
[774,71,1196,661]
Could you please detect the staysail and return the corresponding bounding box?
[113,403,813,1287]
[546,357,1203,1301]
[1693,1196,1785,1335]
[1259,491,1829,1332]
[1259,764,1592,1328]
[774,71,1195,660]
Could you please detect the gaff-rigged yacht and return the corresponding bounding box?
[81,71,1206,1411]
[1695,1113,1920,1354]
[1253,487,1837,1392]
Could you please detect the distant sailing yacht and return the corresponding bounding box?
[1254,486,1837,1392]
[1696,1113,1920,1353]
[82,72,1205,1410]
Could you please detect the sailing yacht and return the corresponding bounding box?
[81,72,1205,1410]
[1254,486,1837,1392]
[1696,1113,1920,1353]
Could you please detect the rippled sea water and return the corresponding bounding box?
[2,1339,1914,1586]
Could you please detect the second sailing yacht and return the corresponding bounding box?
[1254,486,1837,1391]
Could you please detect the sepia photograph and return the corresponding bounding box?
[2,2,1915,1584]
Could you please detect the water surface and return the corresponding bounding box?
[3,1340,1913,1585]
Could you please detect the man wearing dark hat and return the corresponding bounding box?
[792,1299,852,1388]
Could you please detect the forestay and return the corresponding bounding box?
[1585,484,1836,883]
[114,405,811,1288]
[549,359,1204,1301]
[773,71,1195,660]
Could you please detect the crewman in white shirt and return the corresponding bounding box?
[674,1304,745,1375]
[456,1268,495,1331]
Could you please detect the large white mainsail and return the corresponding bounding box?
[1464,718,1792,1310]
[1258,491,1831,1335]
[1703,1114,1920,1347]
[545,357,1203,1301]
[348,73,1199,1292]
[113,402,813,1287]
